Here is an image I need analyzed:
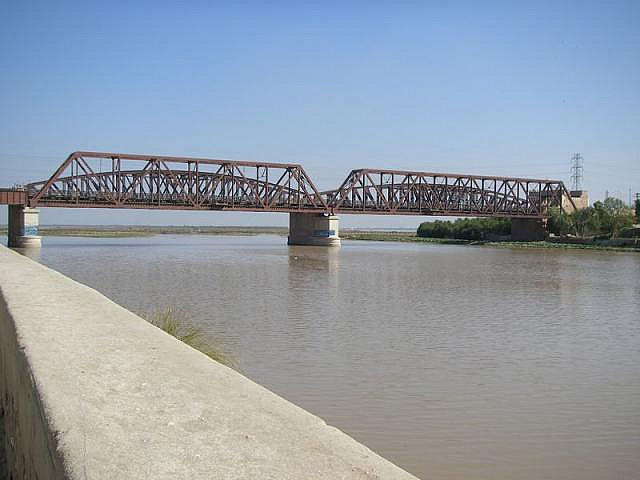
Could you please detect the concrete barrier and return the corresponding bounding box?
[0,245,417,480]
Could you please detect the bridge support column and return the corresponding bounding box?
[8,205,41,248]
[511,218,547,242]
[288,213,341,247]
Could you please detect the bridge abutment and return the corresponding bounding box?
[511,218,548,242]
[7,205,41,248]
[288,213,341,247]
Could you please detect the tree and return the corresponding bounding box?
[417,218,510,240]
[574,197,634,236]
[599,197,634,234]
[602,197,627,216]
[547,208,574,235]
[417,220,453,238]
[572,206,599,236]
[635,199,640,222]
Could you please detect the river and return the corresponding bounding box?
[15,234,640,479]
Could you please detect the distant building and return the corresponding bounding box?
[529,189,589,213]
[565,190,589,211]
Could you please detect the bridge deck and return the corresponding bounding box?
[0,189,28,205]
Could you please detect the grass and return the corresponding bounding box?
[143,307,237,369]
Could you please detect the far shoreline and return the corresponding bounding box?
[1,225,638,253]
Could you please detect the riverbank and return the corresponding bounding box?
[1,225,638,252]
[343,231,639,252]
[353,231,640,251]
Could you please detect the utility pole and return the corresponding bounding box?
[570,153,583,191]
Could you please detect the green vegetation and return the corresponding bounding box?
[416,217,511,240]
[143,307,236,369]
[635,199,640,222]
[547,197,635,237]
[414,197,635,242]
[410,196,638,252]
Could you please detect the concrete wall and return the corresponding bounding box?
[0,246,416,480]
[0,289,67,479]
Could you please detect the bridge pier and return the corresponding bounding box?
[7,205,41,248]
[288,213,341,247]
[511,218,547,242]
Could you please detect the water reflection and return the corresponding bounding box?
[287,245,340,274]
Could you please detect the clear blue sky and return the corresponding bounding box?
[1,0,638,227]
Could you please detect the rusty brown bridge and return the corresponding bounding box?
[1,151,576,247]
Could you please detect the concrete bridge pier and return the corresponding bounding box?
[7,205,41,248]
[511,218,548,242]
[288,213,341,247]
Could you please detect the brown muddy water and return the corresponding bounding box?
[19,234,640,479]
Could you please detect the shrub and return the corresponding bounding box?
[417,220,453,238]
[417,217,511,240]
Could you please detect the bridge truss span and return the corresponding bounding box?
[326,169,573,218]
[26,151,328,212]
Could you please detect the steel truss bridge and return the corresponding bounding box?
[1,151,574,217]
